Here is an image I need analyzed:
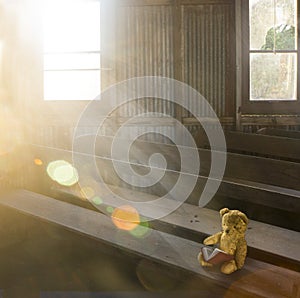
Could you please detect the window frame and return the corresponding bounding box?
[43,0,102,101]
[241,0,300,114]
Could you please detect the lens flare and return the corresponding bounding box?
[92,196,103,206]
[106,206,114,214]
[47,160,79,186]
[34,158,43,166]
[111,205,140,231]
[80,186,95,200]
[130,221,151,238]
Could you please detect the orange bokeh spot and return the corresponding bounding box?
[34,158,43,166]
[111,205,140,231]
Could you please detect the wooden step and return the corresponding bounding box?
[0,189,299,298]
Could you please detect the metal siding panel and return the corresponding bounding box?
[182,5,230,118]
[115,5,174,123]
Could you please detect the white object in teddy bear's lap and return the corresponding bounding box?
[201,246,234,265]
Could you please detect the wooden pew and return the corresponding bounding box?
[4,140,299,270]
[21,139,300,227]
[257,128,300,140]
[193,129,300,161]
[0,189,299,297]
[2,142,300,295]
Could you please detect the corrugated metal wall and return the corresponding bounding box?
[182,4,234,118]
[106,0,236,142]
[115,4,175,119]
[113,1,235,121]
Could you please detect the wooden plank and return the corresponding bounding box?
[241,115,300,126]
[182,117,235,126]
[224,154,300,191]
[72,135,300,190]
[193,130,300,160]
[50,160,300,214]
[50,183,300,268]
[117,117,176,126]
[226,131,300,160]
[118,0,173,6]
[217,177,300,214]
[188,175,300,214]
[257,128,300,140]
[0,189,299,298]
[101,184,300,268]
[23,144,300,212]
[180,0,233,4]
[164,204,300,270]
[235,0,243,130]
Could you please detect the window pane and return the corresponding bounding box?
[44,71,100,101]
[250,0,297,50]
[250,53,297,100]
[43,0,100,52]
[44,53,100,70]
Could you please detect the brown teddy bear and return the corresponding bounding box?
[198,208,248,274]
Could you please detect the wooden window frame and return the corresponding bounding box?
[241,0,300,115]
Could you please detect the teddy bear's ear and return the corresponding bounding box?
[238,212,248,224]
[220,208,230,217]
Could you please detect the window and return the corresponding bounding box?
[242,0,299,114]
[43,0,101,101]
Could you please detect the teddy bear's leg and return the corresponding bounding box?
[197,252,213,267]
[235,240,247,269]
[221,260,237,274]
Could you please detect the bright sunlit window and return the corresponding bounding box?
[43,0,101,101]
[249,0,297,101]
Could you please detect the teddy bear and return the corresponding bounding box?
[198,208,248,274]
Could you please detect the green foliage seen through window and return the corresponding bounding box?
[261,24,295,50]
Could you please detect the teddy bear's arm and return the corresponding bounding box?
[203,231,222,245]
[235,238,247,269]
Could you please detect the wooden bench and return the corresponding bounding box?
[257,128,300,140]
[22,137,300,231]
[54,182,300,271]
[2,141,300,295]
[0,189,299,298]
[194,129,300,161]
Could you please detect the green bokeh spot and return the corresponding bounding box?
[92,196,103,205]
[130,221,150,238]
[106,206,114,213]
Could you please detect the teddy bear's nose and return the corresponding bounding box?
[225,228,230,234]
